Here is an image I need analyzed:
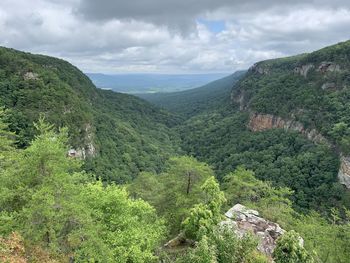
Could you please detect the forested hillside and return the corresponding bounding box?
[138,71,245,117]
[233,40,350,154]
[0,47,180,183]
[177,41,350,214]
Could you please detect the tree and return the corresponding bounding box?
[79,182,165,263]
[0,119,165,262]
[129,156,215,235]
[178,235,218,263]
[182,177,226,240]
[222,166,294,225]
[273,230,313,263]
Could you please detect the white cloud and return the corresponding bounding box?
[0,0,349,73]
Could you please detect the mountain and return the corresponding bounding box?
[137,71,246,117]
[86,72,228,94]
[179,40,350,213]
[1,42,350,262]
[0,46,180,183]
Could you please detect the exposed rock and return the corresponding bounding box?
[293,64,314,77]
[248,113,350,189]
[67,148,85,159]
[249,63,269,75]
[84,123,96,157]
[321,82,336,90]
[221,204,288,258]
[67,124,96,159]
[317,62,340,73]
[232,90,246,111]
[23,72,39,80]
[248,113,329,145]
[164,233,195,249]
[338,155,350,189]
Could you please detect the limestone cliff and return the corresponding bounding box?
[248,113,329,145]
[68,123,96,159]
[247,113,350,189]
[338,156,350,188]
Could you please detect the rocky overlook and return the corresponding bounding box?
[221,204,288,259]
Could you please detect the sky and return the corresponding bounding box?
[0,0,350,74]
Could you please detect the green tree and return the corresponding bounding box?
[129,156,215,235]
[178,235,218,263]
[79,182,165,263]
[222,166,294,225]
[273,230,313,263]
[182,177,225,240]
[0,119,166,262]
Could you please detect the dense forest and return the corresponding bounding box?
[1,41,350,262]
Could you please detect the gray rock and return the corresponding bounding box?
[293,64,314,77]
[338,155,350,189]
[23,72,39,80]
[321,82,336,90]
[221,204,290,258]
[318,62,341,73]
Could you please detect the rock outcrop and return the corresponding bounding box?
[221,204,288,258]
[67,123,96,159]
[164,233,195,249]
[318,62,340,73]
[338,155,350,189]
[23,72,39,80]
[248,113,329,145]
[248,113,350,189]
[321,82,337,90]
[293,64,314,77]
[249,63,269,75]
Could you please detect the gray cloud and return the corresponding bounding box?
[76,0,350,30]
[0,0,349,73]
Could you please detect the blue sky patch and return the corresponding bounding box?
[198,19,226,33]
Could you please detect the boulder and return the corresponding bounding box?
[221,204,287,258]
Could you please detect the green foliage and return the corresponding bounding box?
[233,41,350,155]
[294,210,350,263]
[180,110,347,213]
[177,235,218,263]
[0,46,180,183]
[273,230,314,263]
[0,119,165,262]
[182,177,226,240]
[176,226,269,263]
[222,166,294,224]
[139,71,245,118]
[78,182,165,262]
[129,156,215,235]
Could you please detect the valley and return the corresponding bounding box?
[1,40,350,262]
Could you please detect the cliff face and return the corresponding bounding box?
[230,41,350,189]
[247,113,350,188]
[248,113,329,145]
[338,156,350,188]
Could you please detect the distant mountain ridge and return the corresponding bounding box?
[86,72,229,94]
[137,71,246,117]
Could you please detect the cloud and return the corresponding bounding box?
[0,0,349,73]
